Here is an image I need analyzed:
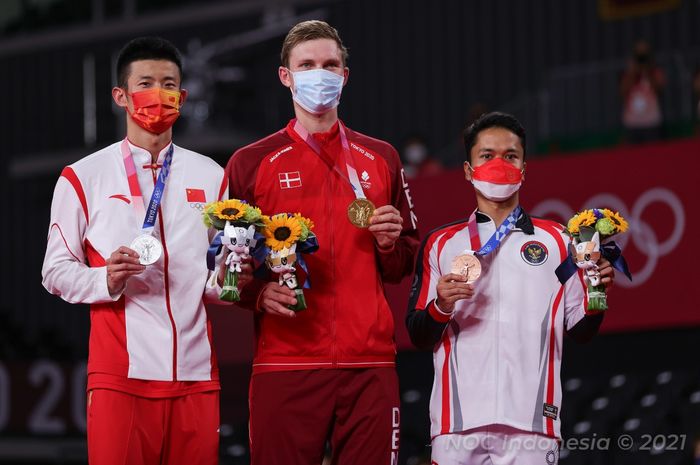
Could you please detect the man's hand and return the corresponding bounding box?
[259,283,298,318]
[106,246,145,295]
[435,273,475,314]
[368,205,403,251]
[598,258,615,289]
[216,253,253,289]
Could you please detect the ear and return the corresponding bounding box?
[463,161,474,182]
[178,88,188,106]
[521,161,527,182]
[279,66,293,89]
[112,86,128,109]
[342,67,350,87]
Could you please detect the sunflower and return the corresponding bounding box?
[213,199,248,221]
[264,214,302,251]
[577,210,597,227]
[608,211,629,234]
[567,213,585,235]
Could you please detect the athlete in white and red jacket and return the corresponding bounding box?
[225,21,419,465]
[406,112,615,465]
[41,37,249,465]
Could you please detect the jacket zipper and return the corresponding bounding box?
[328,168,337,367]
[151,168,178,381]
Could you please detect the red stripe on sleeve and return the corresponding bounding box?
[440,335,452,434]
[532,219,567,262]
[427,301,452,323]
[533,219,569,436]
[546,285,565,436]
[435,223,468,275]
[50,223,82,261]
[60,167,89,225]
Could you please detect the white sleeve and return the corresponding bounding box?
[41,176,115,304]
[563,269,587,331]
[203,177,233,305]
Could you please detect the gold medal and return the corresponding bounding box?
[347,198,376,228]
[451,254,481,283]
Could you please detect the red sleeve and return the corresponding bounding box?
[225,146,269,312]
[376,145,420,283]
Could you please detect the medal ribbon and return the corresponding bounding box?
[120,139,174,235]
[467,205,522,256]
[291,120,367,201]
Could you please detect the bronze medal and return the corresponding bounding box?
[451,254,481,283]
[347,198,376,228]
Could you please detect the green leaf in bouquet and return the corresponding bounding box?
[211,216,227,231]
[578,226,596,242]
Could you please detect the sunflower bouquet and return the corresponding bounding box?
[203,199,265,302]
[565,208,630,311]
[263,213,318,311]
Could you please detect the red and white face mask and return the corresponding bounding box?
[128,88,182,134]
[468,158,524,201]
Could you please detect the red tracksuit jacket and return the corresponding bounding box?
[226,119,419,374]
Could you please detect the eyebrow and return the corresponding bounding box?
[135,75,177,81]
[295,57,342,65]
[478,146,521,153]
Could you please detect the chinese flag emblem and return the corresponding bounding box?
[186,188,206,203]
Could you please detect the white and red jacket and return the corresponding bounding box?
[406,210,595,440]
[226,120,419,374]
[42,140,227,397]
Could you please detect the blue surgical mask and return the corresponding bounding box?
[291,69,344,115]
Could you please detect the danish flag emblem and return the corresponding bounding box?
[279,171,302,189]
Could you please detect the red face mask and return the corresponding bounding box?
[471,158,523,184]
[469,158,524,201]
[128,88,182,134]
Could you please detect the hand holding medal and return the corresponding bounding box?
[130,234,163,265]
[120,139,173,268]
[450,253,481,284]
[348,198,375,228]
[434,206,523,315]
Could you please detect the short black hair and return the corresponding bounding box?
[116,37,183,88]
[463,111,526,163]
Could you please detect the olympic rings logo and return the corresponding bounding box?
[531,188,685,287]
[189,202,205,211]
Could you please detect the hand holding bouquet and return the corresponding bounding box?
[565,208,630,311]
[203,199,265,302]
[263,213,318,312]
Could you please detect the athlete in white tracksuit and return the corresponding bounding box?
[406,112,615,465]
[41,37,249,465]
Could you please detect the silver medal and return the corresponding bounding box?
[130,234,162,265]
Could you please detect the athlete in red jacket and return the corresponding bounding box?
[226,20,419,465]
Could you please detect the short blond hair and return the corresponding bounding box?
[280,20,349,67]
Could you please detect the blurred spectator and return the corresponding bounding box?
[401,134,444,179]
[620,40,666,144]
